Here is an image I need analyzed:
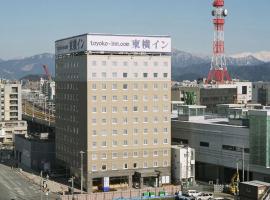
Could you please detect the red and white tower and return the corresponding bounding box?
[207,0,231,84]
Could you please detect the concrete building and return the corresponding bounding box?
[0,80,22,121]
[252,82,270,106]
[171,81,252,112]
[172,105,270,184]
[171,145,195,186]
[40,78,55,101]
[239,181,270,200]
[15,133,55,172]
[55,34,171,192]
[0,121,27,145]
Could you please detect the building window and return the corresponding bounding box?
[143,117,148,123]
[153,138,158,145]
[92,165,97,171]
[143,106,148,112]
[102,96,107,101]
[101,141,107,147]
[123,84,128,90]
[143,96,148,101]
[123,129,128,135]
[133,117,139,123]
[153,151,158,156]
[123,152,128,158]
[102,61,107,66]
[200,142,209,147]
[143,128,148,134]
[102,107,107,113]
[133,73,138,78]
[101,153,107,159]
[92,73,97,78]
[112,106,117,113]
[163,150,168,156]
[112,72,117,78]
[153,73,158,78]
[133,128,138,135]
[143,61,148,66]
[112,152,118,159]
[143,162,148,168]
[101,165,107,171]
[123,117,128,124]
[163,61,168,66]
[134,139,138,145]
[92,84,97,90]
[112,118,117,124]
[123,95,128,101]
[123,106,128,112]
[143,73,148,78]
[163,95,168,101]
[153,95,158,101]
[92,118,97,124]
[133,95,138,101]
[92,130,97,136]
[143,150,148,157]
[102,72,107,78]
[92,141,97,148]
[112,95,118,101]
[143,139,148,145]
[101,130,107,136]
[92,153,97,160]
[123,163,128,169]
[112,140,117,146]
[102,83,107,90]
[112,61,117,66]
[123,140,128,146]
[112,130,117,135]
[163,161,168,167]
[112,164,117,170]
[92,107,97,113]
[123,61,128,66]
[133,83,138,90]
[92,96,97,101]
[153,161,158,167]
[133,106,138,112]
[164,138,168,144]
[133,163,138,168]
[133,151,138,157]
[163,128,168,133]
[101,118,107,124]
[154,62,158,66]
[91,61,97,66]
[143,84,148,90]
[123,73,128,78]
[112,83,117,90]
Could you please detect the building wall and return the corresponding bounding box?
[171,120,249,170]
[0,83,22,121]
[56,53,171,191]
[252,82,270,106]
[0,121,27,144]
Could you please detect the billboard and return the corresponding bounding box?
[55,34,171,55]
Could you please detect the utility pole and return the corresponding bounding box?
[40,171,43,200]
[242,147,245,182]
[69,176,75,200]
[80,151,85,194]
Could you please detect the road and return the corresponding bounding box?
[0,164,58,200]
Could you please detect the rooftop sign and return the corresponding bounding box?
[55,34,171,55]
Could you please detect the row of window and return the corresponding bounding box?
[90,60,169,67]
[92,95,169,102]
[92,106,169,114]
[92,138,169,148]
[56,82,169,91]
[91,72,169,79]
[92,127,169,136]
[92,160,169,172]
[91,83,169,90]
[91,116,169,125]
[92,150,169,160]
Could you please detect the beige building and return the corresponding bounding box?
[55,34,171,192]
[0,120,27,145]
[0,80,22,121]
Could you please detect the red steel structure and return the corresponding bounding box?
[42,64,52,81]
[207,0,231,84]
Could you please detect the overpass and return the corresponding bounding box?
[22,100,55,134]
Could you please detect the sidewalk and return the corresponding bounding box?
[15,167,80,195]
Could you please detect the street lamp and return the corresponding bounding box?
[68,176,75,199]
[80,151,85,194]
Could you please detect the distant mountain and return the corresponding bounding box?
[0,50,269,82]
[231,51,270,63]
[0,53,54,80]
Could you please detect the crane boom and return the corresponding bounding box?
[42,65,51,81]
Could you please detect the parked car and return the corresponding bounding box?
[176,195,192,200]
[185,190,201,197]
[196,193,213,200]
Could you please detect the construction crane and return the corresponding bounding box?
[229,172,239,195]
[42,65,52,82]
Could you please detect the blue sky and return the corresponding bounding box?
[0,0,269,59]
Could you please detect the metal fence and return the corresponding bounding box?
[60,185,181,200]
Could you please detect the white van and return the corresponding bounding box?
[186,190,201,197]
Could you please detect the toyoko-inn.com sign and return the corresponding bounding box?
[55,34,171,55]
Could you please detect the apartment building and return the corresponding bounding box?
[55,34,171,192]
[0,80,22,121]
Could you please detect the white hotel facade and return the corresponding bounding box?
[55,34,171,191]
